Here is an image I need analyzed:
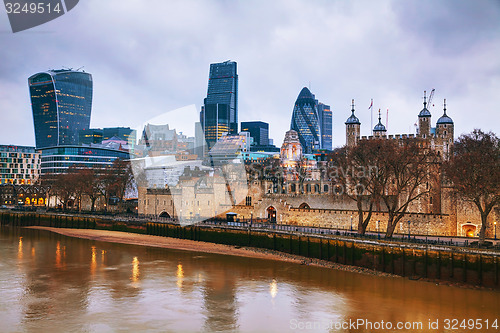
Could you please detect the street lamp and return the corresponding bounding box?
[350,215,353,232]
[495,221,497,240]
[407,220,411,240]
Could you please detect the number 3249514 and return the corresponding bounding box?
[443,318,498,330]
[5,2,62,14]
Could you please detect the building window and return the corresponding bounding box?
[245,196,252,206]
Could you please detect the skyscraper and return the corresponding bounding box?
[201,61,238,150]
[29,69,93,149]
[317,102,332,150]
[290,87,321,153]
[241,121,269,146]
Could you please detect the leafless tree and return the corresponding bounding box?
[444,129,500,244]
[330,141,386,235]
[379,139,438,238]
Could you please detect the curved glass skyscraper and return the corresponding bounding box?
[29,69,92,149]
[290,87,321,153]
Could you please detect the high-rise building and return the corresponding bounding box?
[201,61,238,150]
[290,87,321,153]
[241,121,269,146]
[317,102,332,150]
[29,69,93,149]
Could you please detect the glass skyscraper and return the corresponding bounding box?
[317,102,333,150]
[290,87,321,153]
[29,69,93,149]
[241,121,269,146]
[201,61,238,150]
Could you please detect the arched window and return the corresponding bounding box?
[299,203,310,210]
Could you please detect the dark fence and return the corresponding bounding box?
[1,211,499,288]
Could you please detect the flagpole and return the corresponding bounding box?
[370,99,373,136]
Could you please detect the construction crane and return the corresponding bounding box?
[427,88,435,108]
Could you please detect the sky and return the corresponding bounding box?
[1,0,499,148]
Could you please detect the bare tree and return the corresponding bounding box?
[78,168,101,212]
[444,130,500,243]
[379,139,438,238]
[52,172,76,211]
[330,141,385,235]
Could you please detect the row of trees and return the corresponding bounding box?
[46,159,134,212]
[445,130,500,243]
[330,138,440,238]
[331,129,499,243]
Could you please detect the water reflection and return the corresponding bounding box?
[176,263,183,289]
[1,227,499,333]
[17,236,22,260]
[132,256,140,283]
[90,246,97,275]
[270,279,278,298]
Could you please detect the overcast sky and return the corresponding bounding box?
[1,0,499,148]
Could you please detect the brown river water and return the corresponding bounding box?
[0,226,499,332]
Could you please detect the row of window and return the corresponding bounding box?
[0,164,37,169]
[41,156,118,163]
[0,158,38,164]
[0,169,37,174]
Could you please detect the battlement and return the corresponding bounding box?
[360,133,416,141]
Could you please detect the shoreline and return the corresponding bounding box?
[24,226,499,291]
[26,226,396,278]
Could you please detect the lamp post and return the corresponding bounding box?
[495,221,497,240]
[407,220,411,240]
[350,215,353,232]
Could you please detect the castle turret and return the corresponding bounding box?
[373,109,387,137]
[418,91,431,139]
[436,99,454,159]
[345,99,360,147]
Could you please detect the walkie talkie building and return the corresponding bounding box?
[29,69,93,149]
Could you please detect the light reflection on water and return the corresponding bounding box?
[0,226,499,332]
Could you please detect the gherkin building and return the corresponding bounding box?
[290,87,321,153]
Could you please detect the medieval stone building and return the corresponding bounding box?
[138,93,498,238]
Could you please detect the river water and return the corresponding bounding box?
[0,227,499,332]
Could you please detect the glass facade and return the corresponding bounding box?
[201,61,238,150]
[40,146,129,175]
[29,69,93,149]
[241,121,269,146]
[103,127,137,144]
[290,87,321,153]
[78,128,103,144]
[317,103,332,150]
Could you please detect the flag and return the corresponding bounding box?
[368,99,373,110]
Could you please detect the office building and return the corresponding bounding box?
[0,145,40,185]
[78,128,104,145]
[241,121,269,146]
[290,87,321,153]
[103,127,136,145]
[29,69,93,149]
[201,61,238,150]
[317,102,333,150]
[39,146,129,176]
